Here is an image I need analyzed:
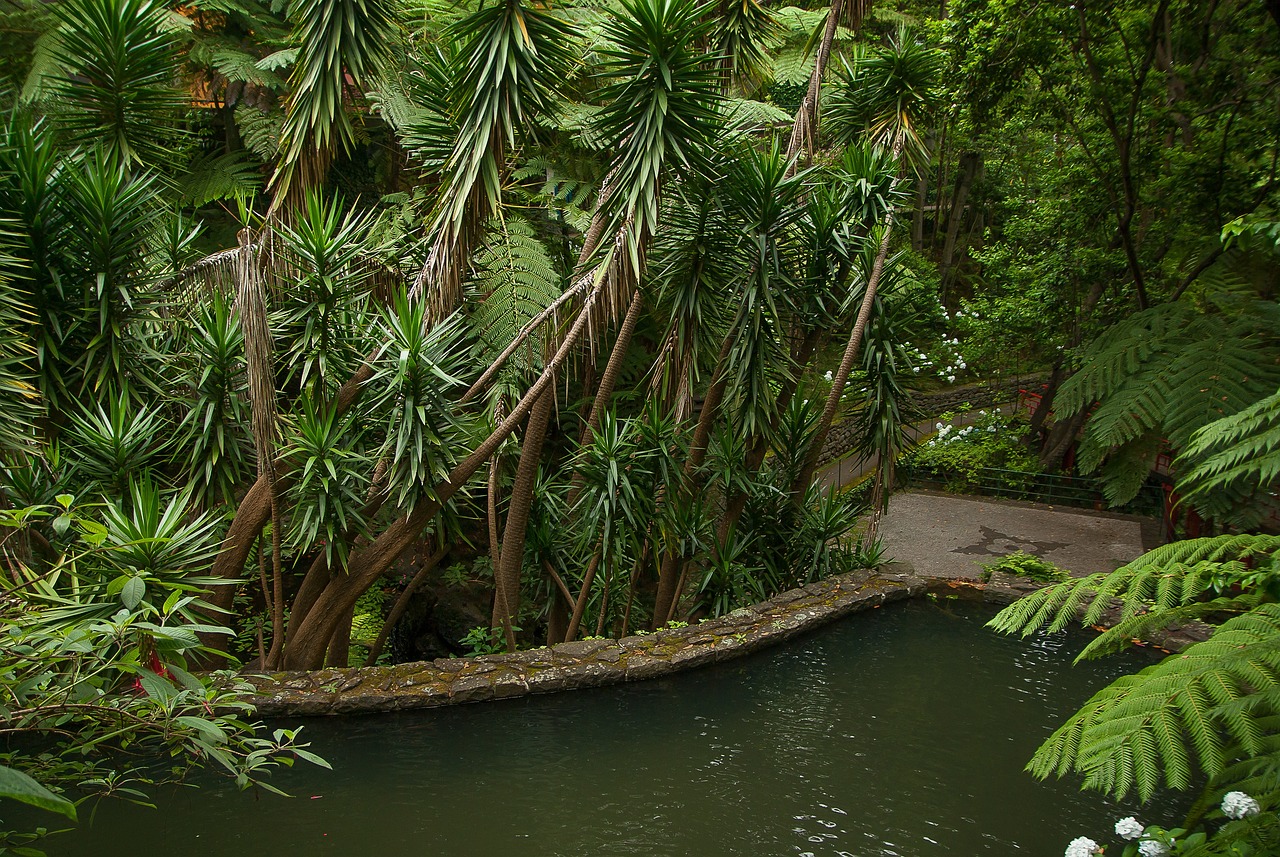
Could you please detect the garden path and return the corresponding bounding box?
[876,490,1150,580]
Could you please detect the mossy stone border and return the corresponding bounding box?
[243,566,925,717]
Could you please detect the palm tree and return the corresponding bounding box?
[487,0,723,648]
[791,30,942,497]
[650,139,805,626]
[270,0,395,208]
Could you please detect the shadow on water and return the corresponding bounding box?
[47,600,1167,856]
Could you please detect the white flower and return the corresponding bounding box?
[1115,817,1144,840]
[1065,836,1101,857]
[1222,791,1261,819]
[947,374,956,382]
[824,370,833,381]
[1138,841,1168,857]
[935,422,944,430]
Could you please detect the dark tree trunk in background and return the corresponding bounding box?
[939,151,981,301]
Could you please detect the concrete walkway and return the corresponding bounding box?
[877,490,1150,580]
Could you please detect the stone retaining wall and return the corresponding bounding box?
[245,567,925,717]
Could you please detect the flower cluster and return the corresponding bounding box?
[903,340,965,382]
[1221,790,1261,820]
[926,414,998,448]
[1072,800,1267,857]
[1065,835,1101,857]
[1115,817,1144,840]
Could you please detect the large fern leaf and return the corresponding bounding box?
[1178,388,1280,527]
[467,216,563,373]
[1026,603,1280,802]
[989,534,1280,657]
[178,150,264,206]
[1059,300,1280,506]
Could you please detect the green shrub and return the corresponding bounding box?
[980,550,1068,584]
[904,408,1041,492]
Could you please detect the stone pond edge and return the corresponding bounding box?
[242,564,927,717]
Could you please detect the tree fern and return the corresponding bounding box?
[1058,300,1280,505]
[234,104,284,164]
[178,150,264,207]
[467,216,563,373]
[1025,603,1280,802]
[721,97,793,131]
[1178,388,1280,527]
[988,534,1280,657]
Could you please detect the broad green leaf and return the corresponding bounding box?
[0,764,77,821]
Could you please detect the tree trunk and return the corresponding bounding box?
[563,548,602,643]
[1040,409,1088,470]
[490,388,554,649]
[324,603,353,667]
[911,172,927,252]
[363,544,450,666]
[938,151,981,301]
[785,0,846,167]
[792,135,905,497]
[567,289,644,509]
[279,267,614,669]
[652,332,735,627]
[715,328,822,548]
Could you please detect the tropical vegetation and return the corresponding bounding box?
[0,0,1277,851]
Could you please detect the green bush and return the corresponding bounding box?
[980,550,1068,584]
[904,408,1041,492]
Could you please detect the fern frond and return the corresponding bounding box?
[234,104,283,164]
[1057,303,1195,418]
[989,535,1280,654]
[1179,388,1280,514]
[205,46,287,88]
[767,45,815,86]
[721,97,792,131]
[1028,603,1280,802]
[256,47,298,71]
[179,150,264,206]
[468,216,563,372]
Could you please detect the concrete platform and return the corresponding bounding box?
[877,490,1151,580]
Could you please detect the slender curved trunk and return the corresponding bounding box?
[716,328,822,548]
[207,359,375,612]
[785,0,846,167]
[792,133,905,497]
[652,332,735,628]
[280,246,617,669]
[563,547,602,643]
[491,388,553,649]
[363,544,450,666]
[324,603,353,667]
[567,288,644,509]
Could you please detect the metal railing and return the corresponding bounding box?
[898,463,1164,516]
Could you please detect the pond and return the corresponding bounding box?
[48,600,1160,856]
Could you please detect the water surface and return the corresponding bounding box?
[51,600,1159,856]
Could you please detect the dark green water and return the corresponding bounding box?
[50,601,1159,856]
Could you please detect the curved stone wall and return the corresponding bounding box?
[245,566,925,717]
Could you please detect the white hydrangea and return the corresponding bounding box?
[1114,817,1144,840]
[1138,840,1169,857]
[1065,836,1100,857]
[1222,790,1261,819]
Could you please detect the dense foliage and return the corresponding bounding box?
[0,0,1277,850]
